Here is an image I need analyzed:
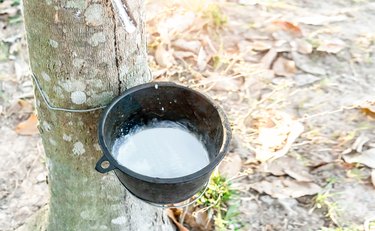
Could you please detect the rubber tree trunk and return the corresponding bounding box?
[22,0,173,230]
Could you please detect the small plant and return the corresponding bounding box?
[311,179,341,225]
[196,172,241,230]
[203,4,227,28]
[315,191,339,219]
[346,167,367,181]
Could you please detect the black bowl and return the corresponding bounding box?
[95,82,231,204]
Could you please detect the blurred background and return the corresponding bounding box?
[1,0,375,230]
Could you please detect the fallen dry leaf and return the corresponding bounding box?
[194,210,212,230]
[259,156,314,182]
[152,69,167,79]
[372,170,375,188]
[173,39,201,54]
[294,74,321,87]
[155,44,175,68]
[251,40,272,52]
[167,209,189,231]
[292,51,326,75]
[237,40,251,52]
[18,99,34,112]
[157,12,196,43]
[173,51,195,60]
[272,56,297,77]
[197,47,209,71]
[218,152,242,178]
[291,39,313,54]
[259,159,284,176]
[359,100,375,118]
[255,113,304,162]
[188,209,213,231]
[274,40,291,53]
[6,99,34,116]
[343,148,375,168]
[15,113,39,136]
[272,20,302,37]
[351,134,370,153]
[317,38,346,54]
[249,177,321,198]
[260,48,278,69]
[200,75,243,92]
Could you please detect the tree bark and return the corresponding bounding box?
[23,0,173,230]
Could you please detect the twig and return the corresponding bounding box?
[179,205,189,225]
[298,105,357,122]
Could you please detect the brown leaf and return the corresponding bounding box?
[249,177,321,198]
[173,51,195,60]
[167,209,189,231]
[200,75,243,92]
[6,99,33,116]
[292,51,326,75]
[359,100,375,118]
[237,40,254,54]
[294,74,321,87]
[351,134,370,153]
[181,208,213,231]
[272,56,297,77]
[18,99,34,112]
[260,156,314,182]
[343,148,375,168]
[371,170,375,188]
[157,12,196,43]
[152,69,167,79]
[218,152,242,178]
[173,39,201,54]
[260,48,278,69]
[274,40,291,53]
[317,38,346,53]
[194,210,212,229]
[255,113,304,162]
[197,47,209,71]
[292,39,313,54]
[251,40,272,52]
[272,21,302,37]
[259,159,284,176]
[15,114,39,135]
[155,44,175,68]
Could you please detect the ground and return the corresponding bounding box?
[1,0,375,230]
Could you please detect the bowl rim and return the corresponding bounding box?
[98,81,232,184]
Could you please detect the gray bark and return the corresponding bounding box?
[22,0,173,230]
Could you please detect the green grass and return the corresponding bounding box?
[346,167,367,181]
[11,0,21,6]
[196,172,241,230]
[202,4,227,28]
[312,179,341,225]
[0,0,20,7]
[0,42,9,61]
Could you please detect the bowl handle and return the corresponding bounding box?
[95,155,116,173]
